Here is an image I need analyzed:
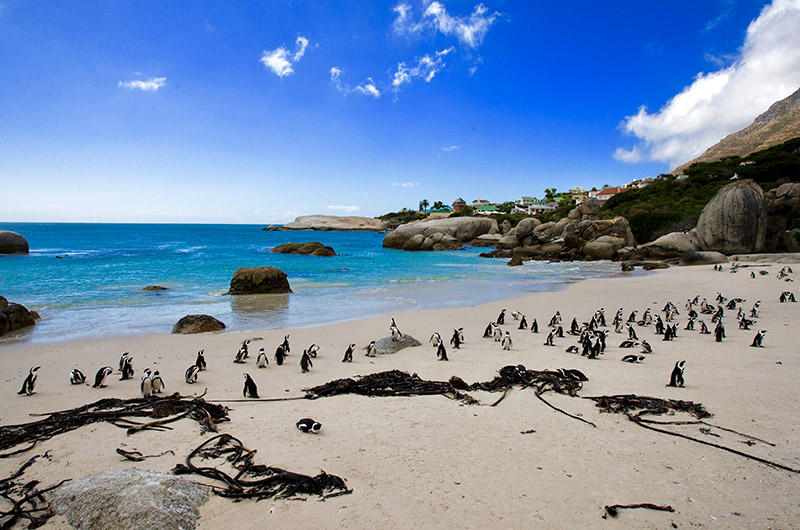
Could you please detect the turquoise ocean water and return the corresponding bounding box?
[0,223,623,343]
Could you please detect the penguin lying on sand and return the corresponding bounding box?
[621,354,645,363]
[70,368,86,385]
[297,418,322,433]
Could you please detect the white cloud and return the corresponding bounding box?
[392,181,420,188]
[392,50,451,93]
[260,36,309,78]
[117,77,166,91]
[442,145,459,152]
[393,1,499,49]
[616,0,800,168]
[326,205,361,213]
[330,67,381,98]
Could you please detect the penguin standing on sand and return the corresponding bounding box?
[483,322,494,338]
[185,364,200,384]
[342,343,355,363]
[556,325,564,338]
[296,418,322,433]
[366,340,377,357]
[493,324,503,341]
[640,340,652,354]
[151,370,164,393]
[281,335,291,356]
[437,341,448,361]
[530,318,538,333]
[243,373,259,398]
[234,346,247,364]
[18,367,40,396]
[450,328,462,349]
[93,366,113,388]
[275,344,286,365]
[118,352,130,372]
[497,309,506,325]
[195,349,207,371]
[307,344,320,358]
[257,348,269,368]
[70,369,86,385]
[750,330,767,347]
[120,355,134,380]
[544,328,555,346]
[501,331,513,350]
[654,316,665,335]
[699,320,710,334]
[519,315,528,330]
[667,360,686,387]
[430,332,442,347]
[300,350,313,373]
[140,369,153,397]
[240,339,251,359]
[548,311,562,327]
[714,321,726,342]
[626,323,638,340]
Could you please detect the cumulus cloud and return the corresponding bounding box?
[331,67,381,98]
[616,0,800,168]
[393,1,499,49]
[260,36,309,78]
[392,182,420,188]
[117,77,166,91]
[327,205,361,213]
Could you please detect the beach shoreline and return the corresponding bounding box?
[2,261,799,528]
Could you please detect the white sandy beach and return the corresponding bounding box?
[2,261,800,529]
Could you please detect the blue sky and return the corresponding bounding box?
[2,0,800,223]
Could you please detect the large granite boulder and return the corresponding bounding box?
[0,231,29,254]
[172,314,226,334]
[271,241,336,256]
[383,217,496,250]
[266,215,387,231]
[470,233,502,247]
[0,297,36,336]
[51,468,208,530]
[228,266,292,295]
[372,334,422,355]
[765,182,800,251]
[696,179,767,254]
[514,217,542,241]
[636,231,700,259]
[678,251,729,266]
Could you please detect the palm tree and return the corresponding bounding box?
[432,200,444,210]
[419,199,429,212]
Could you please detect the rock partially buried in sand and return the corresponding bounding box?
[228,266,292,295]
[172,314,226,334]
[0,230,29,254]
[51,468,208,530]
[678,251,729,266]
[0,296,36,336]
[373,334,422,355]
[271,241,336,256]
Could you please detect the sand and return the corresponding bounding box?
[2,261,799,529]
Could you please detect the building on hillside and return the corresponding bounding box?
[517,196,537,207]
[451,198,467,212]
[472,199,491,208]
[569,186,585,195]
[475,205,500,215]
[595,186,623,205]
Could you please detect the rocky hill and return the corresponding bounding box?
[673,87,800,174]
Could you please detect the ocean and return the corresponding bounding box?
[0,223,624,343]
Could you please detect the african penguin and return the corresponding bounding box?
[70,368,86,385]
[141,369,153,397]
[151,370,164,393]
[437,341,449,361]
[120,355,134,380]
[296,418,322,433]
[195,349,207,371]
[307,344,320,358]
[497,309,506,325]
[501,331,512,350]
[430,332,442,347]
[185,364,200,384]
[93,366,113,388]
[275,344,286,365]
[300,350,313,372]
[450,328,462,349]
[366,340,377,357]
[118,352,129,372]
[667,360,686,387]
[342,343,355,363]
[17,366,40,396]
[621,354,645,363]
[750,330,766,348]
[243,373,259,398]
[257,348,269,368]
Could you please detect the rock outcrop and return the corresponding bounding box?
[635,231,700,259]
[172,314,226,334]
[271,242,336,256]
[372,334,422,355]
[265,215,387,231]
[0,231,29,254]
[228,266,292,295]
[0,296,36,336]
[765,182,800,251]
[696,179,767,254]
[51,468,208,530]
[678,251,729,266]
[382,217,497,251]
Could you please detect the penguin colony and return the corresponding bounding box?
[13,264,796,442]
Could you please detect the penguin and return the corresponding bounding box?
[450,328,462,349]
[70,368,86,385]
[120,355,134,380]
[300,350,313,373]
[185,364,200,384]
[140,369,153,397]
[667,360,686,387]
[234,346,247,364]
[698,320,710,334]
[195,349,207,371]
[342,343,355,363]
[654,316,665,335]
[627,310,637,323]
[483,322,494,338]
[257,348,269,368]
[568,318,580,335]
[497,309,506,325]
[151,370,164,393]
[92,366,113,388]
[390,318,401,336]
[501,331,512,350]
[640,340,652,354]
[596,308,607,327]
[684,318,696,331]
[751,271,756,278]
[492,324,502,342]
[437,341,449,361]
[626,323,638,340]
[565,345,579,354]
[17,366,40,396]
[530,318,538,333]
[558,368,588,382]
[511,310,522,321]
[621,354,645,363]
[240,339,251,359]
[296,418,322,433]
[614,320,625,334]
[307,344,320,358]
[366,340,377,357]
[750,330,766,348]
[430,332,442,347]
[281,335,291,356]
[275,344,286,365]
[548,311,561,327]
[391,325,402,341]
[750,301,761,317]
[243,373,259,398]
[555,325,564,338]
[518,315,528,330]
[543,328,555,346]
[619,340,639,348]
[118,352,129,372]
[714,321,725,343]
[662,324,674,341]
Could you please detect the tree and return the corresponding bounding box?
[432,200,445,210]
[544,188,557,201]
[419,199,429,212]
